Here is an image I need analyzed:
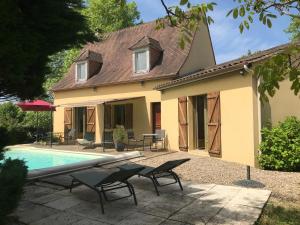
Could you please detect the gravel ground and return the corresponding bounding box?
[135,151,300,202]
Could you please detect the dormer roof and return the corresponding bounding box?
[75,50,103,63]
[129,36,163,51]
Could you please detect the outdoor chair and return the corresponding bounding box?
[64,128,76,144]
[151,129,165,151]
[118,158,190,196]
[127,130,144,151]
[69,166,144,214]
[77,132,95,149]
[100,131,114,151]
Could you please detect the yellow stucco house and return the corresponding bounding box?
[52,21,300,167]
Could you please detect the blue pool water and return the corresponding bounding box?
[3,148,103,170]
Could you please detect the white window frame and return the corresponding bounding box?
[75,61,88,83]
[133,47,150,74]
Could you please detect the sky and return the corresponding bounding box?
[131,0,291,64]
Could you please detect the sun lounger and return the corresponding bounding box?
[69,166,144,214]
[76,132,95,149]
[118,158,190,196]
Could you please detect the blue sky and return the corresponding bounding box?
[131,0,291,63]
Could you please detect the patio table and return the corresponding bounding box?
[142,133,158,150]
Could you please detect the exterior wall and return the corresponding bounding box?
[161,73,259,166]
[261,79,300,126]
[53,80,166,142]
[179,23,216,75]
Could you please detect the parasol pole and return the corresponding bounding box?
[50,110,53,148]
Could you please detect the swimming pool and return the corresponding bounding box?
[4,147,104,170]
[3,147,142,180]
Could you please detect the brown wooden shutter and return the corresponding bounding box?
[86,107,96,133]
[125,104,133,129]
[178,97,188,151]
[207,92,222,157]
[64,108,73,132]
[104,104,112,129]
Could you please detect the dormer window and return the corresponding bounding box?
[76,61,88,82]
[74,50,102,83]
[129,36,163,75]
[134,48,149,73]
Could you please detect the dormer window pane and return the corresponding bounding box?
[135,50,147,72]
[77,62,87,81]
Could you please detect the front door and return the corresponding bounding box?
[75,107,86,138]
[152,102,161,133]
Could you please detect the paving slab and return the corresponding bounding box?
[72,218,110,225]
[207,204,263,225]
[31,212,83,225]
[45,196,83,210]
[118,212,165,225]
[13,203,59,224]
[67,201,134,224]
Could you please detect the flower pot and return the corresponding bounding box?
[115,142,125,152]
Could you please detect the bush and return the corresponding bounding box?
[259,116,300,171]
[0,159,28,224]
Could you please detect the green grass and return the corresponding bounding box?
[257,198,300,225]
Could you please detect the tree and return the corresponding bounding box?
[44,0,141,95]
[0,0,94,100]
[84,0,140,35]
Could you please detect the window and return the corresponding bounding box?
[76,62,87,82]
[134,48,149,73]
[113,104,133,129]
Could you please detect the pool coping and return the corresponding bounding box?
[5,146,143,181]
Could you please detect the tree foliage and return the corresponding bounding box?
[84,0,140,35]
[0,0,94,100]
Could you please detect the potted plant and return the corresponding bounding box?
[113,125,127,151]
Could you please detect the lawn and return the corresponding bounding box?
[257,198,300,225]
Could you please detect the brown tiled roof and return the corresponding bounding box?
[155,42,291,90]
[129,36,163,51]
[75,50,103,63]
[52,21,192,91]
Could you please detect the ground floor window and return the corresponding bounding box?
[107,104,133,129]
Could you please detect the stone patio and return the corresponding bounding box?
[14,172,271,225]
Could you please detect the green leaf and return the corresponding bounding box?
[248,15,253,23]
[259,12,264,21]
[267,18,272,28]
[180,0,188,5]
[233,8,239,19]
[239,6,245,17]
[239,23,244,33]
[244,20,250,29]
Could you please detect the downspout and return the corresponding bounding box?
[257,77,262,144]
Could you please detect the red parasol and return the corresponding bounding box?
[17,100,55,112]
[17,100,55,147]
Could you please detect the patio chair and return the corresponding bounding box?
[76,132,95,149]
[69,166,144,214]
[64,128,76,144]
[99,131,114,151]
[127,130,144,151]
[151,129,165,151]
[118,158,190,196]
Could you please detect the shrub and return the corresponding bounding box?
[113,125,127,143]
[259,116,300,171]
[0,159,28,224]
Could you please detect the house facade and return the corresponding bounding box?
[52,21,300,167]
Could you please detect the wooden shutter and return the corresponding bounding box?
[86,107,96,133]
[125,104,133,129]
[207,92,222,157]
[104,104,112,129]
[178,97,188,151]
[64,108,73,132]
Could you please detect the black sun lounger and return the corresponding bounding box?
[69,166,144,214]
[118,158,190,196]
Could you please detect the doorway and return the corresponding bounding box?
[194,95,207,149]
[152,102,161,133]
[75,107,86,138]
